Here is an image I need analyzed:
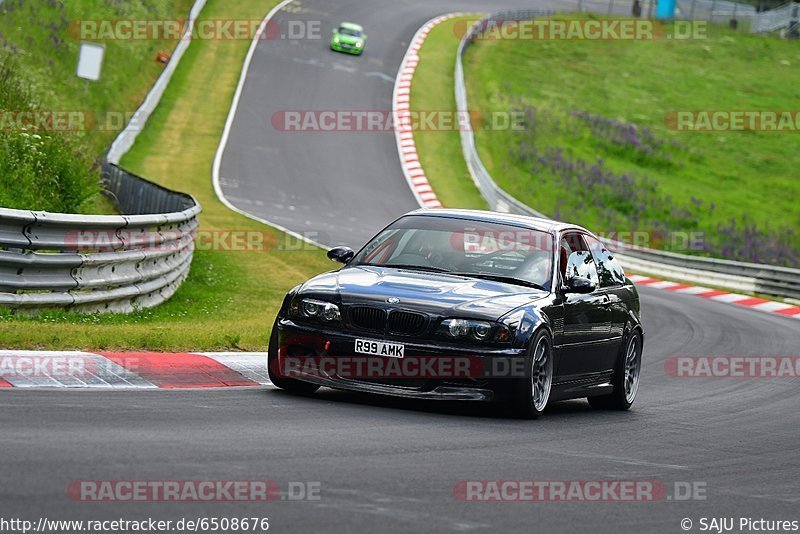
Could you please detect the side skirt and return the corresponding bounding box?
[550,371,614,401]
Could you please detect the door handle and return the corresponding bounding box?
[601,295,612,308]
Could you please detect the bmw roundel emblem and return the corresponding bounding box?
[386,297,400,304]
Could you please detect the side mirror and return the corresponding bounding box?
[561,250,598,294]
[327,246,354,264]
[562,276,596,294]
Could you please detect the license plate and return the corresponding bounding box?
[355,339,405,358]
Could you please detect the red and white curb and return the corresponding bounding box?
[0,351,271,389]
[628,275,800,320]
[393,13,470,210]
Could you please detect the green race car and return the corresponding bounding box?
[330,22,367,55]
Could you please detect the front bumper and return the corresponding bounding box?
[294,373,495,401]
[275,318,526,402]
[330,40,363,54]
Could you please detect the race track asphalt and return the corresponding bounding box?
[3,287,799,532]
[217,0,569,247]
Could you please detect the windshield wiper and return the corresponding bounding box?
[358,263,450,273]
[449,272,547,291]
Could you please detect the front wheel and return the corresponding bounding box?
[509,330,553,419]
[588,329,642,410]
[267,323,320,395]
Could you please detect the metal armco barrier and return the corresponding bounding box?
[0,166,200,313]
[0,0,207,313]
[106,0,208,165]
[455,11,800,301]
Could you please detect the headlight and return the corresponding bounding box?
[290,298,341,322]
[355,41,362,47]
[438,319,513,343]
[473,322,492,340]
[334,37,340,43]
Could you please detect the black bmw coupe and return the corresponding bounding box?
[268,209,644,418]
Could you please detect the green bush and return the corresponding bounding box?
[0,0,194,213]
[0,54,99,213]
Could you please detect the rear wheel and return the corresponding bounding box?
[509,330,553,419]
[588,329,642,410]
[267,323,320,395]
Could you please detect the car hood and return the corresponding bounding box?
[299,266,548,320]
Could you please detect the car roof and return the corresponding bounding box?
[338,22,364,31]
[403,208,590,235]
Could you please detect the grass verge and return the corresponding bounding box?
[413,15,799,266]
[0,0,194,155]
[410,16,487,210]
[0,0,331,350]
[0,0,195,213]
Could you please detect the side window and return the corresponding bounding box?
[584,235,626,287]
[559,232,586,279]
[561,232,598,286]
[363,230,401,263]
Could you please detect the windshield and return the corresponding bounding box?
[338,27,363,37]
[351,216,554,290]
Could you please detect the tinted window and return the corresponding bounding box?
[338,27,363,37]
[584,235,626,287]
[559,232,590,279]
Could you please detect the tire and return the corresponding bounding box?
[588,329,642,411]
[267,323,320,395]
[509,329,554,419]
